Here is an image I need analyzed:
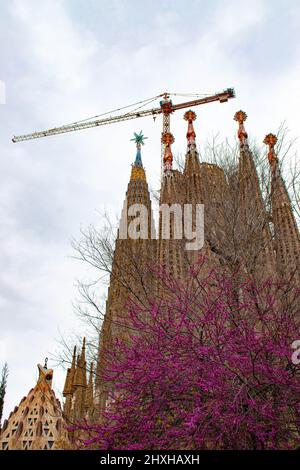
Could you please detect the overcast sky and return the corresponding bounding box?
[0,0,299,420]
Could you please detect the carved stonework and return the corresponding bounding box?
[0,364,70,450]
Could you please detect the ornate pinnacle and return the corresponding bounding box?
[85,363,94,410]
[184,110,197,122]
[234,110,247,124]
[130,130,148,148]
[131,131,147,167]
[184,110,197,148]
[161,132,175,146]
[161,132,174,173]
[72,346,76,368]
[264,133,278,165]
[81,337,86,361]
[263,133,277,147]
[234,110,248,147]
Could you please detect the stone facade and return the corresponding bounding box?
[0,363,70,450]
[63,338,94,425]
[94,111,300,412]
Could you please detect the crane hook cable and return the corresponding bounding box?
[57,94,163,128]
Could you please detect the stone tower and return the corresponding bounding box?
[264,133,300,283]
[0,361,69,450]
[95,132,155,410]
[88,112,299,415]
[157,131,187,281]
[62,338,94,424]
[234,111,276,280]
[183,110,224,271]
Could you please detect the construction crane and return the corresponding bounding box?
[12,87,235,174]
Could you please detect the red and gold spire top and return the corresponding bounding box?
[162,132,174,174]
[234,110,248,148]
[263,133,278,166]
[184,110,197,149]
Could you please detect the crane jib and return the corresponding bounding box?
[12,88,235,143]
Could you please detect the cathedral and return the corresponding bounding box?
[94,110,300,412]
[1,109,299,449]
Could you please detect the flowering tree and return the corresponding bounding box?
[73,260,300,450]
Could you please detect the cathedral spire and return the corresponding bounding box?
[62,346,76,397]
[85,363,94,416]
[63,346,77,419]
[183,110,201,177]
[71,338,88,422]
[71,345,76,369]
[162,132,174,174]
[234,111,276,280]
[96,133,155,409]
[264,133,300,281]
[81,337,86,362]
[234,110,248,148]
[73,338,87,388]
[263,133,278,167]
[184,110,197,150]
[130,131,147,181]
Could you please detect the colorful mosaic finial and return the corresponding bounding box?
[184,110,197,148]
[131,131,147,167]
[234,110,248,147]
[162,132,174,173]
[263,133,278,165]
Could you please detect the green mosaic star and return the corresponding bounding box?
[130,131,148,145]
